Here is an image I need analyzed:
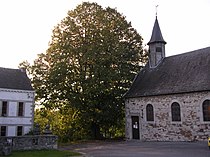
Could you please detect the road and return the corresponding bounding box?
[60,140,210,157]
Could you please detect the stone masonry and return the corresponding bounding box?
[0,135,58,152]
[125,91,210,141]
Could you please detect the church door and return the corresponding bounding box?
[131,116,140,139]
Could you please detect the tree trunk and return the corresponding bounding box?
[91,122,102,139]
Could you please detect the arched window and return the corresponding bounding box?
[146,104,154,121]
[171,102,181,121]
[202,100,210,121]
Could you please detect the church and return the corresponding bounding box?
[124,16,210,141]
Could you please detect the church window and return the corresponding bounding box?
[171,102,181,121]
[156,47,162,52]
[202,100,210,121]
[146,104,154,121]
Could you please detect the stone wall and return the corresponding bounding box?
[125,91,210,141]
[0,135,58,151]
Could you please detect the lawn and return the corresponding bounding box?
[8,149,81,157]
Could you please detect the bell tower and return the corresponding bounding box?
[147,16,166,68]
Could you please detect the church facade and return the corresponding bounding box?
[124,17,210,141]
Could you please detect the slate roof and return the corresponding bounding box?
[147,17,166,45]
[124,46,210,98]
[0,67,33,91]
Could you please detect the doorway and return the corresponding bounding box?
[131,116,140,139]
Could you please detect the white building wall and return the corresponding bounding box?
[125,91,210,141]
[8,101,17,117]
[0,88,34,136]
[8,126,16,136]
[24,126,32,134]
[25,102,33,117]
[0,117,32,125]
[0,89,34,102]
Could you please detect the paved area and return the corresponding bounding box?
[60,140,210,157]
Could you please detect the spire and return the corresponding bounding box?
[147,16,166,68]
[147,17,166,45]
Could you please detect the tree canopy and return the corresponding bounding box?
[25,2,147,140]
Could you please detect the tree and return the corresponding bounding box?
[29,2,147,140]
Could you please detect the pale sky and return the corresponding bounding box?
[0,0,210,68]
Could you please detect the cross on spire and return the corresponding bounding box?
[156,5,159,17]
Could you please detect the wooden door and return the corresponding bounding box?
[131,116,140,139]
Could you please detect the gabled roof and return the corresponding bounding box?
[0,67,33,91]
[147,17,166,45]
[124,46,210,98]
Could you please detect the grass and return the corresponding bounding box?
[8,149,81,157]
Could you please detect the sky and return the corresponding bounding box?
[0,0,210,68]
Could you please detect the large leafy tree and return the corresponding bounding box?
[28,2,147,139]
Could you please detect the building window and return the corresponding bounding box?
[1,101,7,116]
[203,100,210,121]
[18,102,24,117]
[146,104,154,121]
[156,47,162,52]
[171,102,181,121]
[17,126,23,136]
[0,126,6,136]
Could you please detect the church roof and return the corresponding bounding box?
[147,17,166,45]
[124,46,210,98]
[0,67,33,91]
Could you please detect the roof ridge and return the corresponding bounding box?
[166,46,210,59]
[0,67,19,70]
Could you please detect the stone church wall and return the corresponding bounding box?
[125,91,210,141]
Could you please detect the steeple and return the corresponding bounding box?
[147,16,166,68]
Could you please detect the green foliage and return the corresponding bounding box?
[10,150,81,157]
[34,106,89,141]
[24,2,147,141]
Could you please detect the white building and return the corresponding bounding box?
[0,67,34,136]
